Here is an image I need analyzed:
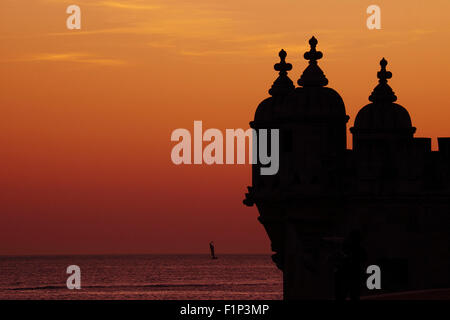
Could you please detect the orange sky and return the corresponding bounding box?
[1,0,449,255]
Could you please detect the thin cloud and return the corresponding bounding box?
[411,29,436,35]
[18,53,125,66]
[179,49,244,56]
[98,1,162,10]
[42,0,162,10]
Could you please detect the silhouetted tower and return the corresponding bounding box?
[350,59,418,194]
[350,58,432,197]
[245,38,450,299]
[245,37,349,299]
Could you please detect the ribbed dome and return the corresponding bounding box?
[253,49,295,123]
[254,97,277,122]
[286,86,345,119]
[254,87,346,122]
[352,58,415,134]
[254,37,347,124]
[354,102,412,130]
[283,37,346,120]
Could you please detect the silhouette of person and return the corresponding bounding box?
[334,230,367,300]
[209,241,216,259]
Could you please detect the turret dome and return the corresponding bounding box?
[284,36,347,122]
[351,58,416,135]
[254,49,295,124]
[354,102,413,131]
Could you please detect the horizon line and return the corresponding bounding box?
[0,252,273,258]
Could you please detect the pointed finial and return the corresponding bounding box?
[298,36,328,87]
[303,36,323,62]
[269,49,295,96]
[274,49,292,75]
[377,58,392,83]
[369,58,397,102]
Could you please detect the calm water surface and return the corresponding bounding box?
[0,254,282,300]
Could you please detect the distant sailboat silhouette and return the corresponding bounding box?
[209,241,218,259]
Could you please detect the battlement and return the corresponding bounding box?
[438,137,450,157]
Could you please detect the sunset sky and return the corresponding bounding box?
[1,0,449,255]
